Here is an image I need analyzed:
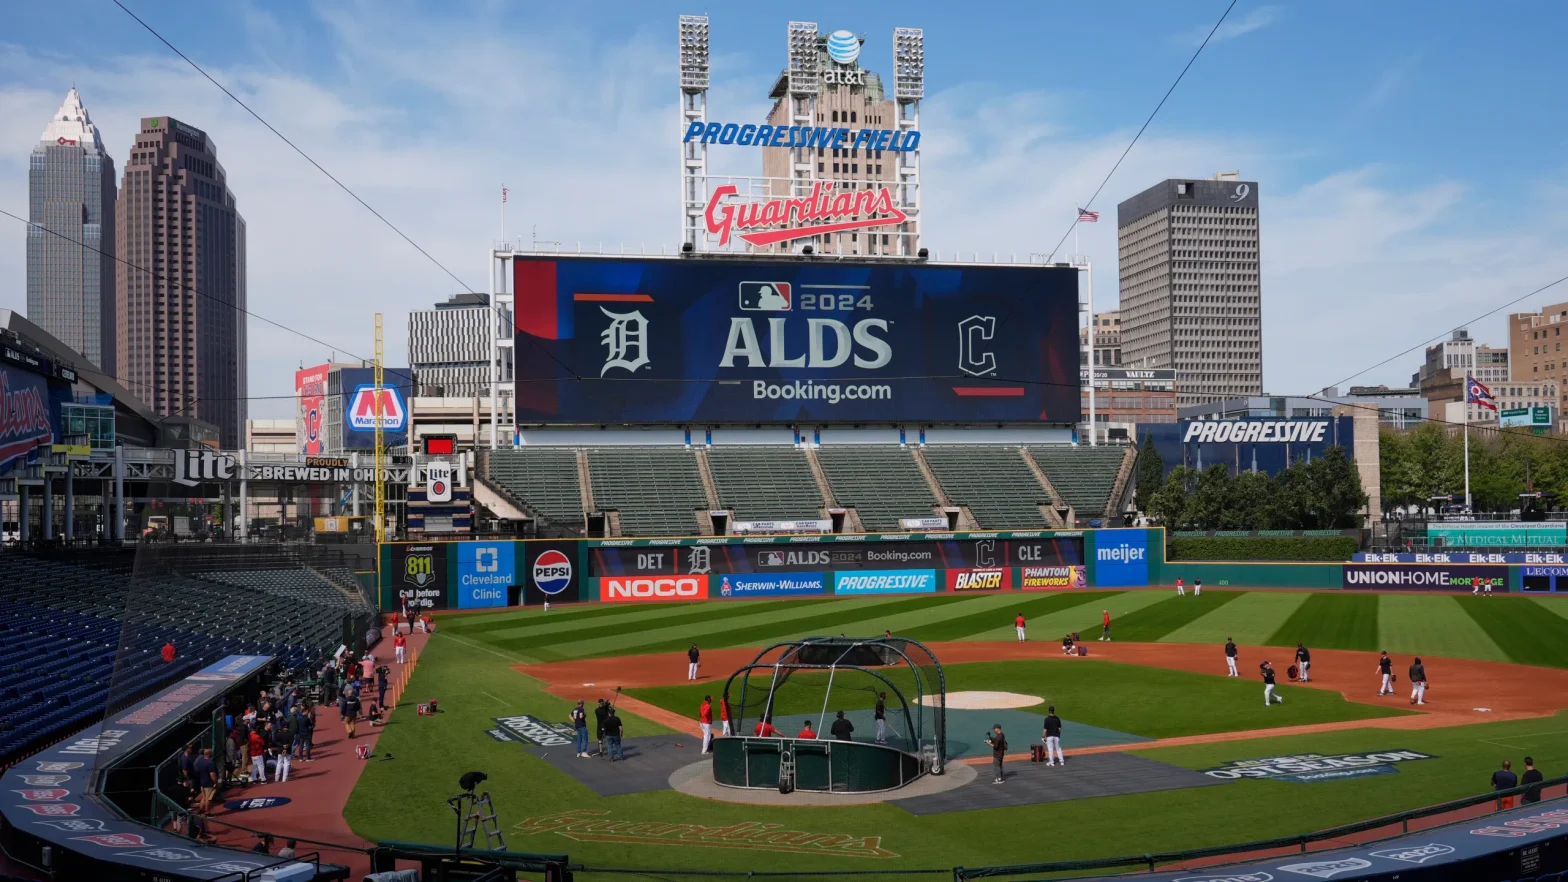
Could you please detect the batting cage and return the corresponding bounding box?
[711,636,947,793]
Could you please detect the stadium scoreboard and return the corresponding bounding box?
[513,256,1080,424]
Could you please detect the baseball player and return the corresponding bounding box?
[1224,637,1238,676]
[1409,657,1428,705]
[1015,612,1027,642]
[699,695,715,753]
[720,690,733,736]
[1193,578,1202,596]
[1041,705,1065,766]
[687,644,700,680]
[1295,642,1311,682]
[1100,609,1111,641]
[1472,576,1493,596]
[874,692,888,743]
[1261,660,1284,705]
[1376,651,1395,696]
[1175,577,1185,596]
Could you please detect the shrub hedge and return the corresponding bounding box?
[1168,535,1359,562]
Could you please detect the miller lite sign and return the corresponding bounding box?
[426,460,453,503]
[172,450,236,488]
[348,384,407,433]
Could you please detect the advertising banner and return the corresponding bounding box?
[1426,521,1567,548]
[456,541,516,609]
[1093,530,1150,587]
[1140,416,1355,480]
[338,367,413,451]
[395,543,449,610]
[1342,564,1507,592]
[731,519,832,535]
[714,573,826,598]
[523,544,580,606]
[1358,552,1564,563]
[0,362,57,471]
[587,536,1084,578]
[599,574,709,603]
[1200,749,1438,783]
[513,257,1080,424]
[1020,565,1086,590]
[946,568,1011,591]
[833,569,937,595]
[491,715,575,747]
[294,364,329,455]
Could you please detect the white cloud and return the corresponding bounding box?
[1176,5,1281,47]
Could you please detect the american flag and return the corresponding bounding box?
[1077,207,1100,223]
[1466,376,1497,411]
[502,185,509,204]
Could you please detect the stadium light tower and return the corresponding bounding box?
[679,15,710,250]
[787,22,821,212]
[893,28,924,256]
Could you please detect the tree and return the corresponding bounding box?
[1187,464,1236,529]
[1134,433,1165,512]
[1300,446,1369,528]
[1148,466,1196,529]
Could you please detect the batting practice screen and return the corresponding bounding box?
[513,256,1080,423]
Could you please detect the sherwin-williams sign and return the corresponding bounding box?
[715,573,825,597]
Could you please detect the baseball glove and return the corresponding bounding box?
[1391,674,1398,683]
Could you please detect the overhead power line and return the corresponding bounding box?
[1043,0,1238,262]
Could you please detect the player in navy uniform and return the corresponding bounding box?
[1041,706,1065,766]
[1261,661,1283,705]
[1295,643,1311,682]
[1376,651,1395,696]
[1224,638,1238,677]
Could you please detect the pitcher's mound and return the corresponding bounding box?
[923,691,1043,710]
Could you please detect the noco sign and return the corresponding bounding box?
[599,575,709,603]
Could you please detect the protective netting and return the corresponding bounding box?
[721,636,946,771]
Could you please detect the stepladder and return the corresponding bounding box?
[459,791,506,851]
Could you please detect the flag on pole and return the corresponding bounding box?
[502,185,509,204]
[1077,207,1100,223]
[1466,376,1498,411]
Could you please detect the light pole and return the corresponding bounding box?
[1074,260,1096,447]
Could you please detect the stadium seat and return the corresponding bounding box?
[1028,446,1128,519]
[707,446,825,521]
[586,447,710,536]
[482,448,585,526]
[816,447,939,532]
[923,446,1052,529]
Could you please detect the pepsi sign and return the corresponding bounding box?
[533,549,573,595]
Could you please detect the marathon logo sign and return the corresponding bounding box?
[1342,564,1507,592]
[1201,750,1436,783]
[600,575,708,603]
[1182,420,1329,444]
[946,569,1010,591]
[1021,565,1085,590]
[492,715,575,747]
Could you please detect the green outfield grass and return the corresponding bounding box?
[1090,590,1243,642]
[1158,589,1309,644]
[1376,594,1508,661]
[628,657,1411,740]
[1267,592,1381,649]
[346,628,1568,877]
[1455,594,1568,669]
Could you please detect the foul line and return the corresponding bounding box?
[444,632,527,664]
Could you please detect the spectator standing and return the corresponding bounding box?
[162,641,176,663]
[594,699,610,756]
[376,664,390,708]
[299,703,316,762]
[1493,760,1519,809]
[394,631,407,664]
[830,711,854,741]
[699,695,714,754]
[874,692,888,744]
[687,644,701,680]
[1409,657,1428,705]
[248,729,267,783]
[178,743,197,791]
[571,700,589,758]
[604,709,625,762]
[1522,757,1545,804]
[320,661,338,704]
[341,688,361,740]
[986,724,1008,784]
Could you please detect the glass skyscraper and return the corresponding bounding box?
[27,88,117,369]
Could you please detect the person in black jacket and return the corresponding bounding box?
[1261,661,1283,706]
[1409,657,1428,705]
[986,724,1008,784]
[830,710,854,741]
[1294,643,1311,682]
[1224,638,1239,677]
[687,644,700,681]
[1522,757,1545,804]
[594,699,610,756]
[1376,651,1395,696]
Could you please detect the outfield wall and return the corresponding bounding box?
[375,529,1555,611]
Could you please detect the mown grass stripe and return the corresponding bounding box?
[484,598,829,660]
[1456,595,1568,668]
[914,590,1117,642]
[695,594,980,653]
[1378,594,1507,662]
[445,600,655,635]
[1159,590,1309,645]
[1098,590,1243,643]
[462,596,793,645]
[1267,592,1379,650]
[1529,595,1568,622]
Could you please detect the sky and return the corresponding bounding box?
[3,0,1567,420]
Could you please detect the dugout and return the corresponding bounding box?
[711,636,946,793]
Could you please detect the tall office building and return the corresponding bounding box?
[1117,172,1262,407]
[409,293,491,397]
[27,88,117,369]
[116,116,247,449]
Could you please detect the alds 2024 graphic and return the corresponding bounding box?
[513,257,1079,424]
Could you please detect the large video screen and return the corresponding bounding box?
[513,256,1080,423]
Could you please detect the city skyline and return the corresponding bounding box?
[2,3,1567,419]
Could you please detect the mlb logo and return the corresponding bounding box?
[739,282,791,311]
[348,384,407,432]
[355,744,372,760]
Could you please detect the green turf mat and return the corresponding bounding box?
[1096,590,1243,642]
[1456,595,1568,668]
[908,590,1115,642]
[1378,594,1507,662]
[1267,592,1379,650]
[1159,590,1310,645]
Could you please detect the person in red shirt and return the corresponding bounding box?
[699,696,714,754]
[161,642,176,663]
[753,716,777,737]
[797,720,817,739]
[1100,609,1112,642]
[248,730,267,783]
[720,691,732,736]
[393,632,407,664]
[1015,613,1026,643]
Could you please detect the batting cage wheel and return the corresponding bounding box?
[710,635,947,794]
